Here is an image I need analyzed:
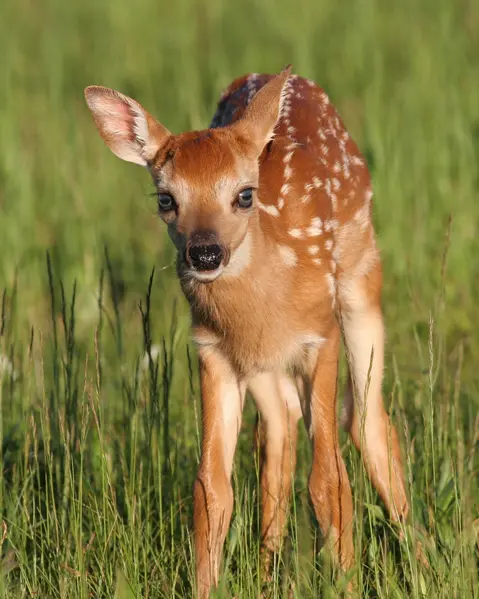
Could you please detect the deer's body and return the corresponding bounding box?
[85,67,408,598]
[187,73,372,378]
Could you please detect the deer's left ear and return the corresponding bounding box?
[84,86,171,167]
[231,65,292,156]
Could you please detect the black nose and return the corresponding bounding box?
[187,232,225,271]
[188,244,224,270]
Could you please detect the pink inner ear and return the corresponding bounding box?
[108,116,132,137]
[91,93,136,138]
[86,86,170,165]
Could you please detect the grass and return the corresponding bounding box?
[0,0,478,596]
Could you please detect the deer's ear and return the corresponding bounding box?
[232,65,292,156]
[84,86,170,166]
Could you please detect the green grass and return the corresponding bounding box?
[1,0,478,596]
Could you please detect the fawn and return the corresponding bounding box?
[85,65,408,597]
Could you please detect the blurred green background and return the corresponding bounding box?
[0,0,478,597]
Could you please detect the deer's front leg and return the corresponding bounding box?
[249,373,302,554]
[194,348,246,599]
[308,323,354,570]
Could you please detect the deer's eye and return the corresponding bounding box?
[158,193,176,212]
[237,188,254,209]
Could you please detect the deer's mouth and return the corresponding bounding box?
[187,265,224,283]
[179,255,225,284]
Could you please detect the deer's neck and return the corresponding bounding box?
[181,222,299,374]
[183,219,279,317]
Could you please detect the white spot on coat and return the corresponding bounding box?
[305,216,322,237]
[278,244,298,267]
[351,155,364,166]
[288,228,303,239]
[257,200,280,217]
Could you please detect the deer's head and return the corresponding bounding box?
[84,67,291,282]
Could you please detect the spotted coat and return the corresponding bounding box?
[210,72,376,300]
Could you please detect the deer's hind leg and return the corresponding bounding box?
[339,254,408,522]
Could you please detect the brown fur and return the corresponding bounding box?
[85,66,409,598]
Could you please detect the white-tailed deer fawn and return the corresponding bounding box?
[85,65,408,597]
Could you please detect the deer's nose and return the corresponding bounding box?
[186,231,226,271]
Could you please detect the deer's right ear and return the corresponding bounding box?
[84,86,171,167]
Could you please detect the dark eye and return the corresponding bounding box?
[237,188,254,209]
[158,192,176,212]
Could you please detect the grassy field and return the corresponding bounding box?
[0,0,478,596]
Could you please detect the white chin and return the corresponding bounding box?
[189,266,224,282]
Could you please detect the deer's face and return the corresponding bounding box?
[150,130,259,282]
[84,67,290,283]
